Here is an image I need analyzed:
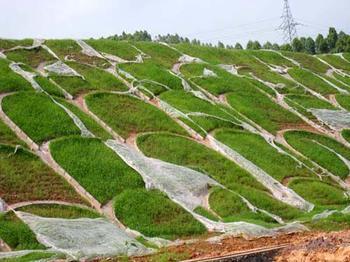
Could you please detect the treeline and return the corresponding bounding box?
[105,27,350,54]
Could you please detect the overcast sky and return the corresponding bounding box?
[0,0,349,45]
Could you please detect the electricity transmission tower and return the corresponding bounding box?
[278,0,299,43]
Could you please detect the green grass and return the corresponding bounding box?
[0,59,32,93]
[334,73,350,86]
[34,76,65,97]
[17,204,100,219]
[0,252,58,262]
[0,119,24,146]
[285,94,335,110]
[133,41,181,68]
[226,90,303,135]
[0,144,83,205]
[85,39,139,61]
[214,129,313,182]
[344,53,350,62]
[86,92,186,138]
[194,206,220,222]
[137,133,304,220]
[5,47,56,68]
[50,137,144,204]
[342,130,350,143]
[2,92,81,143]
[0,39,33,50]
[114,189,206,240]
[306,213,350,232]
[0,211,45,250]
[189,115,242,134]
[336,94,350,111]
[209,188,276,225]
[285,131,350,179]
[289,178,349,208]
[248,50,294,67]
[288,68,337,95]
[319,54,350,72]
[56,98,112,140]
[45,39,109,68]
[119,60,182,90]
[282,51,330,74]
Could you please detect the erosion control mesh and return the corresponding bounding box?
[44,61,81,77]
[9,62,43,91]
[207,135,314,211]
[16,211,149,260]
[76,40,104,58]
[106,139,220,210]
[310,109,350,131]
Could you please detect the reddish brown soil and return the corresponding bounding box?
[128,230,350,262]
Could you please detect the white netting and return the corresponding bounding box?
[203,68,217,78]
[312,210,338,221]
[0,52,6,59]
[310,109,350,131]
[105,140,220,210]
[76,40,105,58]
[44,61,81,77]
[207,135,314,211]
[178,54,203,64]
[218,64,238,75]
[16,212,150,260]
[9,63,43,91]
[0,198,6,212]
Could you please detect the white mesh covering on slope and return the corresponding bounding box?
[310,109,350,131]
[196,215,307,240]
[44,61,81,77]
[0,197,7,212]
[9,63,43,91]
[16,212,149,260]
[76,40,105,58]
[178,54,203,64]
[207,135,314,211]
[203,68,217,78]
[219,64,238,75]
[105,140,220,210]
[0,52,6,59]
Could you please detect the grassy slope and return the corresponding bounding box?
[282,51,330,74]
[56,98,112,140]
[248,50,294,67]
[214,129,313,182]
[0,39,33,50]
[44,39,109,68]
[34,76,65,97]
[86,39,139,61]
[343,130,350,143]
[288,68,337,95]
[285,94,336,110]
[50,137,144,204]
[336,94,350,111]
[86,92,186,138]
[17,204,100,219]
[137,133,303,220]
[114,189,206,240]
[0,144,83,204]
[319,54,350,72]
[0,118,25,146]
[5,47,56,68]
[119,60,182,90]
[285,131,350,179]
[0,212,45,250]
[2,92,80,143]
[133,41,181,68]
[0,59,32,93]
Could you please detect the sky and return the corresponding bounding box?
[0,0,349,45]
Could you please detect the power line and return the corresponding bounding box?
[278,0,299,43]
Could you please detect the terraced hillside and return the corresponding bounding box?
[1,38,350,261]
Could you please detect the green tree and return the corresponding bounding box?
[327,27,338,51]
[316,34,329,54]
[305,37,316,54]
[292,38,303,52]
[280,44,293,52]
[217,41,225,48]
[235,43,243,49]
[272,43,280,50]
[263,41,273,50]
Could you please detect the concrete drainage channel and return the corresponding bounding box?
[183,245,289,262]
